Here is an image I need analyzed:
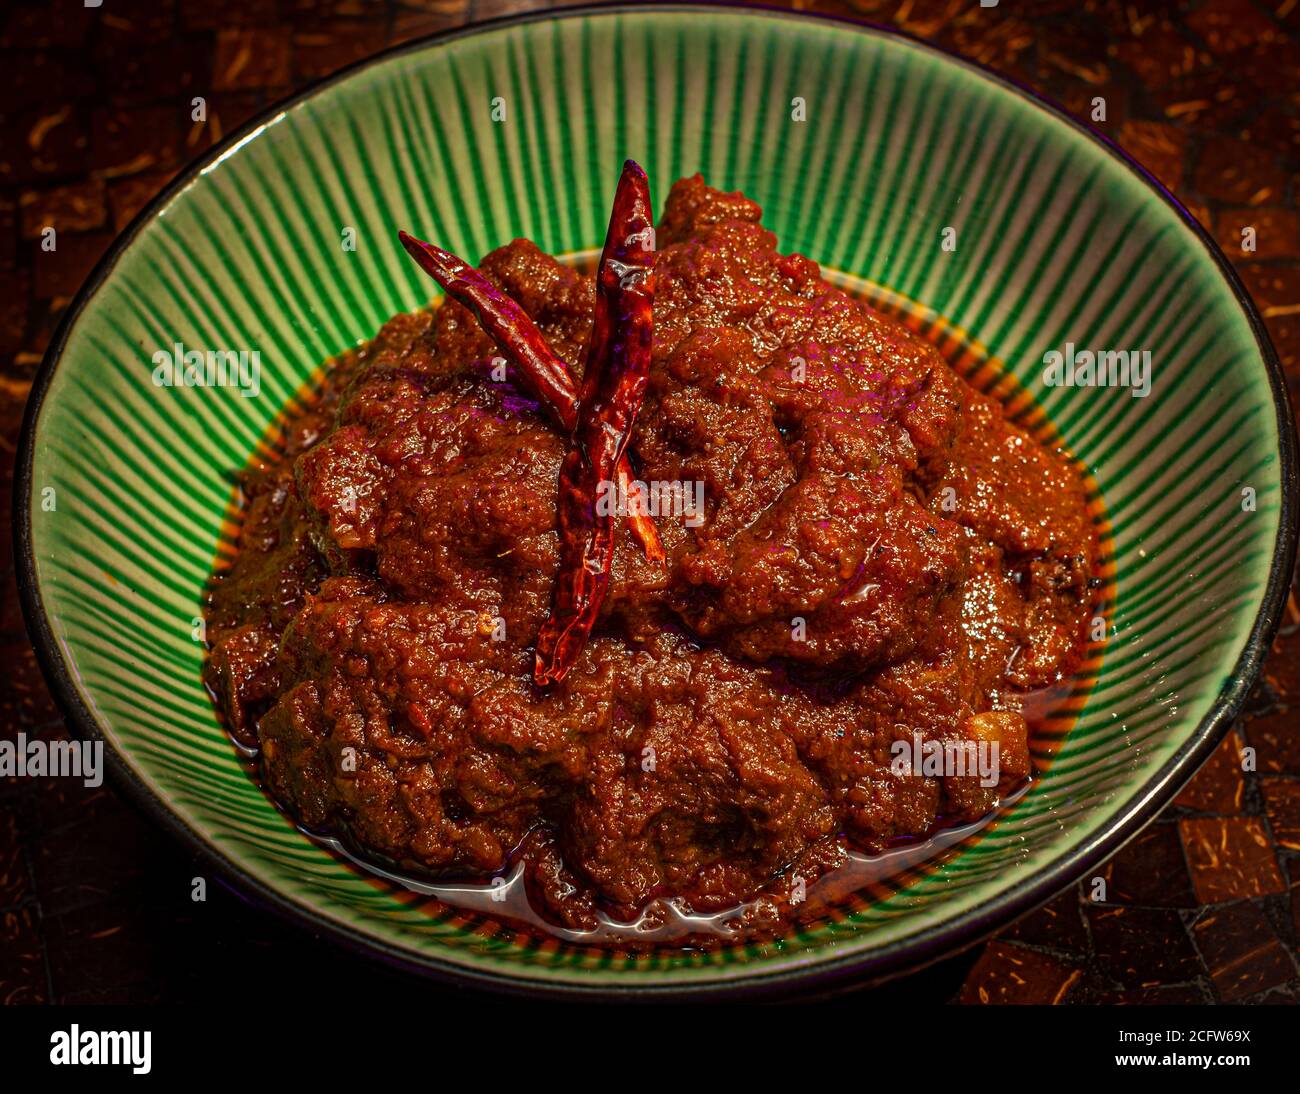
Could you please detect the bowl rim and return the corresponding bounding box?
[14,0,1299,1001]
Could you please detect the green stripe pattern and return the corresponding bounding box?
[27,9,1283,990]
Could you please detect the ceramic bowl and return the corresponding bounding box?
[17,4,1296,998]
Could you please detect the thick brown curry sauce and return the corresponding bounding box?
[204,176,1101,941]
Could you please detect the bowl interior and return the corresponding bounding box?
[22,7,1289,993]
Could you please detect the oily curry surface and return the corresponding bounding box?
[204,177,1099,937]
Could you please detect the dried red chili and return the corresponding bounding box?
[397,230,663,563]
[534,160,656,685]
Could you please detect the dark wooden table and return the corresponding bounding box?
[1,0,1297,1004]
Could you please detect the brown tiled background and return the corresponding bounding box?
[1,0,1298,1004]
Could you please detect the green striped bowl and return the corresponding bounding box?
[17,5,1296,998]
